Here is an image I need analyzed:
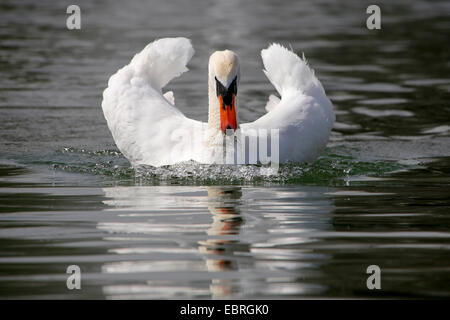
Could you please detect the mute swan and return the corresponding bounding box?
[102,37,334,167]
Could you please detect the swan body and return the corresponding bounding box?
[102,37,334,167]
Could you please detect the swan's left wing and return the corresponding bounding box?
[241,44,335,163]
[102,38,204,167]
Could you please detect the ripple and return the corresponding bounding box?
[333,122,362,131]
[422,125,450,135]
[47,147,407,185]
[359,98,408,105]
[352,107,414,117]
[343,83,414,93]
[403,78,450,87]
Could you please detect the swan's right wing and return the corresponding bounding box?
[241,44,335,163]
[102,38,203,167]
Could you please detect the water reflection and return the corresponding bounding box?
[99,185,334,299]
[199,187,249,298]
[99,186,250,298]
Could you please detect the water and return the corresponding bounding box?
[0,0,449,299]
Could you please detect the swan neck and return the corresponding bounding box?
[208,70,220,131]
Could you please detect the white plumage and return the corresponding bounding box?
[102,37,334,167]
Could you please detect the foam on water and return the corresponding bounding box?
[45,147,407,185]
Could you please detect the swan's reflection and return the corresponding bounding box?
[99,185,249,298]
[99,185,333,299]
[198,186,249,298]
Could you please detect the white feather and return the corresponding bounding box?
[265,94,281,112]
[241,43,335,163]
[163,91,175,105]
[102,38,335,166]
[102,37,203,167]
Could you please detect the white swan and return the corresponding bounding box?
[102,37,334,167]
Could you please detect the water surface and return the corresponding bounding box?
[0,0,449,299]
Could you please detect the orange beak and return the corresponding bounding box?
[219,94,237,133]
[216,76,238,133]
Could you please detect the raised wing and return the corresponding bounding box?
[240,43,335,163]
[102,38,203,166]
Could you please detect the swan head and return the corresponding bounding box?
[209,50,239,133]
